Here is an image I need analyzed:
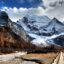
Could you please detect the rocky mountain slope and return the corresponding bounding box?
[0,11,25,49]
[0,11,41,53]
[0,11,28,42]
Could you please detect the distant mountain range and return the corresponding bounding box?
[0,10,64,49]
[17,15,64,46]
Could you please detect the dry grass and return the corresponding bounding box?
[22,53,58,58]
[22,52,59,64]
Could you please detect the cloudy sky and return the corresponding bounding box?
[0,0,64,22]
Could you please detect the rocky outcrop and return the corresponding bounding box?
[53,35,64,46]
[0,11,29,43]
[8,21,28,42]
[0,11,9,26]
[0,26,27,48]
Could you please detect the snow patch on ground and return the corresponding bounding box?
[0,52,27,62]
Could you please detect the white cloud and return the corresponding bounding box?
[45,4,64,21]
[1,7,28,22]
[43,0,64,8]
[42,0,64,21]
[1,0,64,22]
[1,6,45,22]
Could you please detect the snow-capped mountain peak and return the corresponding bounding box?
[51,18,62,24]
[17,15,51,32]
[17,15,64,47]
[43,18,64,35]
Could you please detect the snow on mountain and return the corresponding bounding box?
[62,21,64,24]
[1,10,64,47]
[46,33,64,46]
[42,18,64,35]
[17,15,51,46]
[17,15,51,33]
[17,15,64,47]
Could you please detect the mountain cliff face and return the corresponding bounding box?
[0,11,29,43]
[8,21,29,42]
[0,11,26,48]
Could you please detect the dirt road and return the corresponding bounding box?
[52,52,64,64]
